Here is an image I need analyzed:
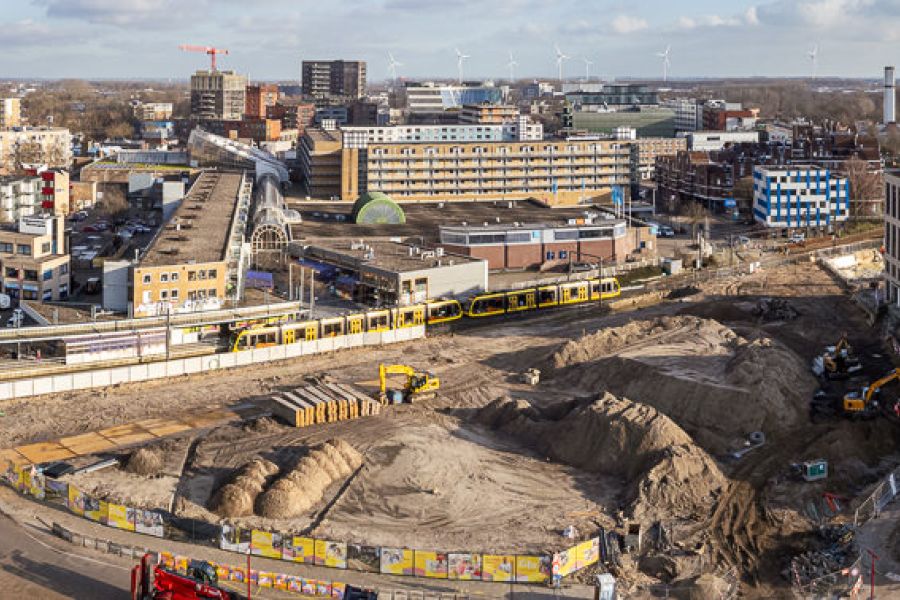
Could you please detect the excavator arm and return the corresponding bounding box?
[864,368,900,404]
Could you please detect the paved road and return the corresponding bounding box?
[0,511,131,599]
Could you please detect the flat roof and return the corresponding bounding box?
[305,239,483,273]
[140,170,243,267]
[441,218,625,234]
[288,198,604,244]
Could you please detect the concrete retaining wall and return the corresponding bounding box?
[0,326,425,402]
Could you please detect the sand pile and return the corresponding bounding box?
[475,393,725,521]
[124,448,163,476]
[256,439,363,520]
[545,316,816,452]
[210,458,279,517]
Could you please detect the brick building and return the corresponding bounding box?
[245,84,279,119]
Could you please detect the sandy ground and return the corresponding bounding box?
[2,260,899,598]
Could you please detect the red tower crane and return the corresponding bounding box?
[178,44,229,71]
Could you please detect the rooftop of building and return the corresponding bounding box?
[305,239,483,273]
[140,170,244,267]
[441,216,625,234]
[287,197,608,244]
[303,128,342,143]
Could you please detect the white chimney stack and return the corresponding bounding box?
[885,66,896,124]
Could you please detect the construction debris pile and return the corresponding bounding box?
[787,524,857,590]
[544,316,817,452]
[752,297,799,321]
[476,392,726,521]
[211,458,280,518]
[257,440,362,519]
[125,447,163,476]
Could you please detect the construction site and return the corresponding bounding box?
[2,253,900,599]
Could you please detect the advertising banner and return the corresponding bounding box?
[315,539,348,569]
[515,555,551,583]
[347,544,380,572]
[283,536,315,564]
[45,479,68,498]
[414,551,448,578]
[555,546,578,578]
[274,573,289,590]
[106,503,135,531]
[67,484,85,516]
[228,567,246,583]
[134,509,165,538]
[380,547,414,575]
[22,468,44,499]
[575,537,600,569]
[1,464,19,488]
[83,497,108,524]
[332,582,347,599]
[215,565,231,581]
[301,579,319,595]
[316,581,332,596]
[257,572,274,588]
[448,553,482,580]
[251,530,283,559]
[481,554,515,582]
[160,552,175,570]
[174,556,189,575]
[287,575,303,592]
[220,524,251,553]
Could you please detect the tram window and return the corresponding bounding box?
[539,288,556,303]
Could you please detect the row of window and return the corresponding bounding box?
[144,288,218,302]
[370,145,624,156]
[3,263,67,281]
[141,268,218,285]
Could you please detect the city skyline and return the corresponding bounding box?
[1,0,899,80]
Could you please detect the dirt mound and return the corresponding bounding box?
[668,573,733,599]
[257,439,363,520]
[210,457,279,518]
[124,448,163,476]
[545,316,815,452]
[475,393,725,520]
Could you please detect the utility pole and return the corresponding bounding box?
[288,261,293,301]
[309,269,315,317]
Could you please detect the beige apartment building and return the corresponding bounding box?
[190,70,248,121]
[0,127,72,173]
[0,98,22,128]
[129,170,250,316]
[632,137,687,180]
[0,215,70,301]
[134,102,173,121]
[458,104,520,124]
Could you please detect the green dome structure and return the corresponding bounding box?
[351,192,406,225]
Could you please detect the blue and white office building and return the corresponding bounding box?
[752,166,850,229]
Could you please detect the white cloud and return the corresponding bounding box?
[611,15,648,34]
[796,0,875,28]
[676,10,759,30]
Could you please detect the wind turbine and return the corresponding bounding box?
[807,44,819,79]
[455,47,470,84]
[555,44,571,83]
[583,57,594,82]
[507,51,519,82]
[656,45,671,82]
[387,52,402,82]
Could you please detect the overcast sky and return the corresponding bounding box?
[1,0,899,81]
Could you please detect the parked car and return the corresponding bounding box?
[81,225,99,232]
[658,226,675,238]
[790,231,806,243]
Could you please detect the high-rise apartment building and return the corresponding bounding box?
[752,166,849,229]
[301,60,366,100]
[0,127,72,172]
[190,70,248,121]
[0,98,22,128]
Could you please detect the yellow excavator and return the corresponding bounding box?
[820,333,862,379]
[843,368,900,417]
[378,363,440,404]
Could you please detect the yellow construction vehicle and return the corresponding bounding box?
[378,363,440,404]
[843,368,900,417]
[820,333,862,379]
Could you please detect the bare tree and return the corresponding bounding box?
[844,156,883,218]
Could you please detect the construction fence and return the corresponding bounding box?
[0,326,425,402]
[217,524,606,585]
[1,461,609,592]
[852,465,900,527]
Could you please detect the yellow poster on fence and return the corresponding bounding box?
[84,497,108,524]
[67,484,85,516]
[481,554,515,582]
[556,547,578,578]
[575,538,599,569]
[285,536,315,564]
[106,503,135,531]
[315,539,348,569]
[515,555,551,583]
[251,530,282,559]
[448,553,481,580]
[380,547,414,575]
[414,551,448,578]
